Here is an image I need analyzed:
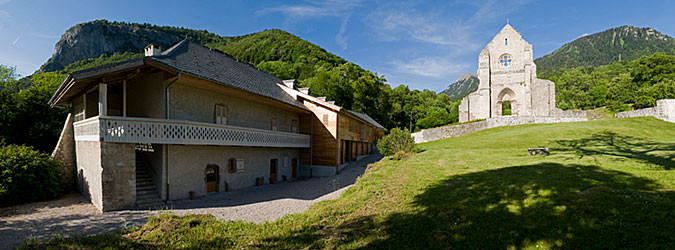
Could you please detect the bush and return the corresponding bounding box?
[0,144,62,206]
[377,128,415,156]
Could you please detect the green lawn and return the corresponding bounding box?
[25,117,675,249]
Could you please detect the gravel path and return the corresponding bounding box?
[0,153,382,249]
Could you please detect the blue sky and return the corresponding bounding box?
[1,0,674,91]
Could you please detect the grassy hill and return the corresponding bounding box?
[25,117,675,249]
[535,26,675,78]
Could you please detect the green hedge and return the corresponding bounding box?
[0,144,62,206]
[377,128,415,156]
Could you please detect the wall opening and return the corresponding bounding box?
[502,101,512,116]
[205,164,219,193]
[269,159,278,184]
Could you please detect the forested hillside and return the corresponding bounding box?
[551,52,675,111]
[535,26,675,78]
[439,73,478,101]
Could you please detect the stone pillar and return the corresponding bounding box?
[100,142,136,211]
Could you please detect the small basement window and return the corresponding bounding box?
[228,158,237,173]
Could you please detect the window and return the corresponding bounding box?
[228,158,237,173]
[236,159,245,173]
[499,54,512,67]
[271,118,277,131]
[214,104,228,125]
[291,119,299,133]
[505,38,508,46]
[323,114,329,125]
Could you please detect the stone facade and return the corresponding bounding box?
[459,24,569,122]
[615,99,675,123]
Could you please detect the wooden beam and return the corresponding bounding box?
[122,80,127,117]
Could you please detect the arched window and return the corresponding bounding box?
[499,54,512,67]
[505,38,508,45]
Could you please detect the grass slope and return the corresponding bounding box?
[25,117,675,249]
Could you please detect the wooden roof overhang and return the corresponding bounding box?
[48,58,150,107]
[49,57,310,115]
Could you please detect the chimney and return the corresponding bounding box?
[144,43,162,57]
[299,87,310,95]
[282,79,296,89]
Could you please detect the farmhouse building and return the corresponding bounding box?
[459,24,562,122]
[49,40,385,212]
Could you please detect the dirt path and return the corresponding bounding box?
[0,153,382,249]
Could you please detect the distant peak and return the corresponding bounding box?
[457,73,477,81]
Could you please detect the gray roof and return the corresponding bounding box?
[148,40,307,110]
[347,110,387,131]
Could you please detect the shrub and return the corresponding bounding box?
[377,128,415,156]
[0,144,62,206]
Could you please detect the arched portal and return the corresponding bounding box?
[497,88,516,116]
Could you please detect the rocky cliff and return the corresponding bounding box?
[40,20,186,72]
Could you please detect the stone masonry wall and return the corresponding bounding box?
[100,142,136,211]
[412,116,588,143]
[51,113,76,191]
[615,99,675,123]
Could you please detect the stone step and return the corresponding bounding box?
[136,197,163,205]
[136,186,157,192]
[136,177,153,182]
[136,180,155,186]
[136,189,158,195]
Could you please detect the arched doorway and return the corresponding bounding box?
[205,164,219,193]
[497,88,516,116]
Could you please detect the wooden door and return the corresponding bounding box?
[292,159,298,178]
[270,159,278,184]
[206,165,218,193]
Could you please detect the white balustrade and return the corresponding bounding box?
[73,116,310,148]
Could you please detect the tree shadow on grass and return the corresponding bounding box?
[261,163,675,249]
[553,131,675,169]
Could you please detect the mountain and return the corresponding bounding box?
[534,25,675,78]
[41,20,347,73]
[439,73,479,101]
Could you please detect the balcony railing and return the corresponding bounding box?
[73,116,310,148]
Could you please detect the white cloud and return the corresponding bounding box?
[258,0,361,18]
[392,57,468,78]
[336,16,350,49]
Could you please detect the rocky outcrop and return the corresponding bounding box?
[440,73,479,101]
[40,20,184,72]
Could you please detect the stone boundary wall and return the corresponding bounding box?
[51,113,76,191]
[412,116,588,143]
[615,99,675,123]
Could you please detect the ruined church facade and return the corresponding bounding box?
[459,24,557,122]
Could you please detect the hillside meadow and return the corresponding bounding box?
[24,117,675,249]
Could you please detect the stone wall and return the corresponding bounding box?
[75,140,103,210]
[100,142,136,211]
[167,145,299,200]
[412,116,588,143]
[51,113,76,191]
[615,99,675,123]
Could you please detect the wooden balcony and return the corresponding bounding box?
[73,116,310,148]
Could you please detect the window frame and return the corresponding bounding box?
[214,104,228,125]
